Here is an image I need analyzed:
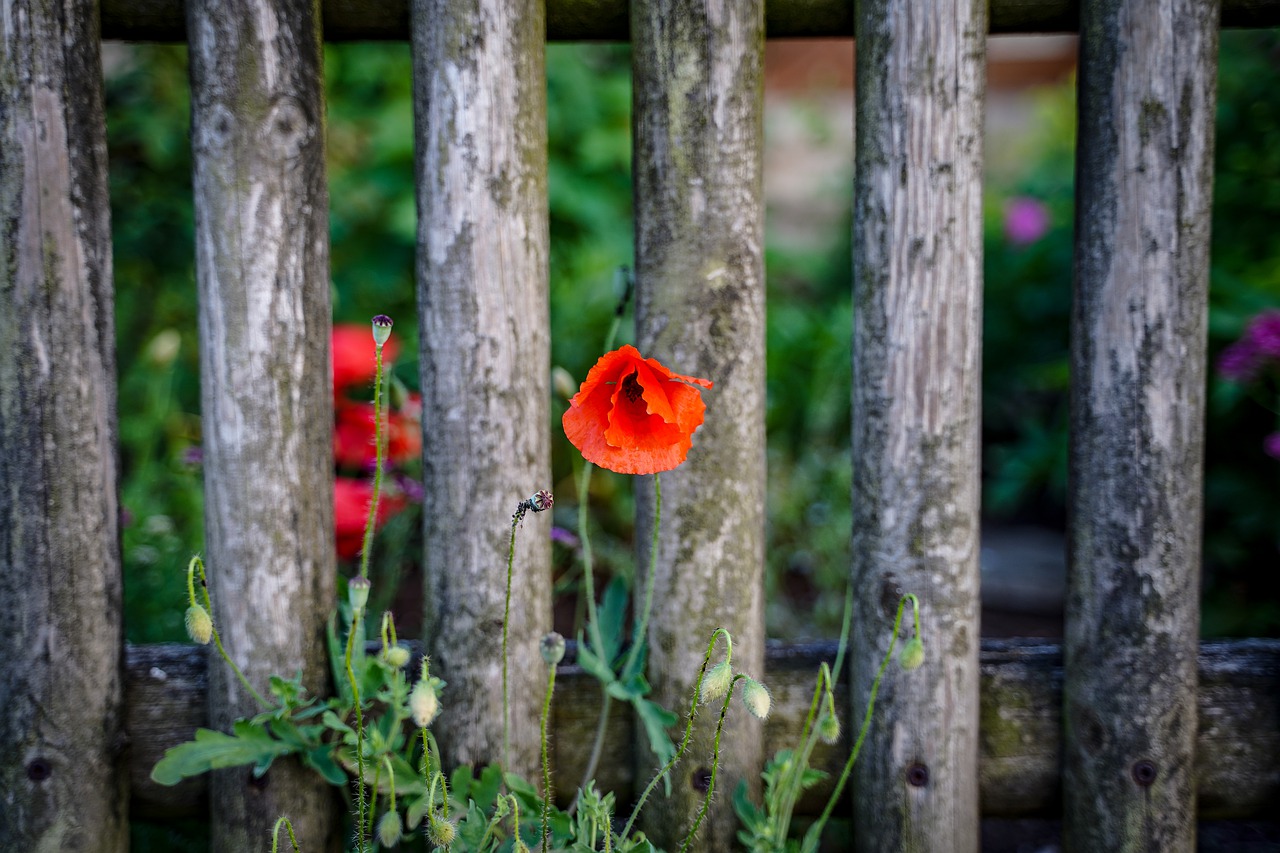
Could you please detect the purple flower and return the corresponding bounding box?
[394,473,425,504]
[1218,338,1260,381]
[550,526,580,548]
[1247,311,1280,359]
[182,445,203,466]
[1265,432,1280,460]
[1004,197,1050,246]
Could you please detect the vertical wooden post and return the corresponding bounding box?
[631,0,766,847]
[1065,1,1218,849]
[187,0,337,849]
[850,0,986,850]
[0,1,126,849]
[409,0,552,778]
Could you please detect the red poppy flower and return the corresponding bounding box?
[333,324,399,394]
[334,476,407,560]
[563,344,713,475]
[333,399,422,470]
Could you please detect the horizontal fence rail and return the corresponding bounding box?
[126,639,1280,820]
[99,0,1280,40]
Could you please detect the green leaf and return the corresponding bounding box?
[598,575,629,663]
[455,800,490,849]
[633,697,677,794]
[150,721,295,786]
[302,745,347,786]
[575,631,617,687]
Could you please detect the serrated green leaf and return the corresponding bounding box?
[150,722,295,786]
[599,575,629,663]
[302,745,347,786]
[576,631,617,687]
[633,698,677,795]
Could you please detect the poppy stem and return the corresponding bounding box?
[357,343,386,580]
[621,473,661,680]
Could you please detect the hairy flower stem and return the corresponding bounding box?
[271,817,300,853]
[344,607,368,851]
[540,661,557,852]
[680,674,747,853]
[357,343,387,579]
[189,556,270,709]
[621,628,731,840]
[804,593,920,852]
[621,473,661,680]
[502,500,531,780]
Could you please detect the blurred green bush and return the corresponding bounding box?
[106,33,1279,654]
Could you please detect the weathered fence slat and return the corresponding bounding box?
[125,639,1280,821]
[187,0,337,848]
[631,0,767,846]
[409,0,552,779]
[97,0,1280,41]
[1065,0,1219,849]
[0,1,126,849]
[851,0,987,849]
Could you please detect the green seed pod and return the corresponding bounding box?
[540,632,566,666]
[371,314,394,347]
[184,605,213,645]
[899,637,925,672]
[347,576,371,613]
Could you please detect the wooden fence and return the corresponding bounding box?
[2,0,1277,850]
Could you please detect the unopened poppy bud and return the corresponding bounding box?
[701,660,733,704]
[552,366,577,402]
[382,645,410,669]
[818,712,841,745]
[900,637,925,672]
[371,315,394,348]
[377,809,403,847]
[427,814,456,847]
[410,677,441,728]
[348,576,371,613]
[528,489,553,513]
[540,632,566,666]
[185,605,213,645]
[741,677,771,720]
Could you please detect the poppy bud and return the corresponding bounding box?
[348,576,371,613]
[410,677,441,728]
[552,366,577,402]
[377,810,403,847]
[899,637,925,672]
[371,315,394,348]
[528,490,553,513]
[701,660,733,704]
[427,814,456,847]
[741,677,771,720]
[540,632,566,666]
[185,605,213,645]
[382,645,411,669]
[818,712,841,745]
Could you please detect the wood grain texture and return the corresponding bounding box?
[126,639,1280,822]
[98,0,1280,40]
[1066,0,1219,850]
[410,0,552,780]
[851,0,986,849]
[186,0,337,848]
[0,0,126,848]
[631,0,767,848]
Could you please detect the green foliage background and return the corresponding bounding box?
[107,32,1280,662]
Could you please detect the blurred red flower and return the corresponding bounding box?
[334,476,408,560]
[333,399,422,470]
[563,344,712,475]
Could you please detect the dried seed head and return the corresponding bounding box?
[371,315,394,348]
[348,576,371,613]
[528,490,554,513]
[701,660,733,705]
[899,637,925,672]
[185,605,213,645]
[741,677,771,720]
[540,632,566,666]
